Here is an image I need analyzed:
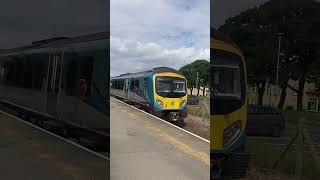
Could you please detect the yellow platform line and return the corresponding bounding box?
[121,106,210,166]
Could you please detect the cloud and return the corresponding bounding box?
[111,0,209,76]
[110,36,209,76]
[0,0,107,49]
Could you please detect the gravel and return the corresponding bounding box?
[183,114,210,140]
[240,167,310,180]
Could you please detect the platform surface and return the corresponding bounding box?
[0,111,109,180]
[110,98,210,180]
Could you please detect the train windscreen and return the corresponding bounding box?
[155,76,186,98]
[211,49,245,115]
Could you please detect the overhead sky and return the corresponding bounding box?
[110,0,210,76]
[0,0,107,49]
[211,0,268,28]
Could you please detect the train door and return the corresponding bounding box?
[125,78,130,99]
[45,49,64,118]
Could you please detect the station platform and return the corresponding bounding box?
[110,97,210,180]
[0,111,109,180]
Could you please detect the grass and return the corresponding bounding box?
[187,105,210,119]
[246,140,320,179]
[186,95,210,119]
[282,110,320,126]
[197,96,209,102]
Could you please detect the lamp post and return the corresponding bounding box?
[274,33,284,106]
[275,33,284,90]
[196,71,199,88]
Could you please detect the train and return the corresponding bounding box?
[0,32,109,138]
[110,67,188,124]
[210,28,249,179]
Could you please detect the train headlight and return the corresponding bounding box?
[180,100,186,108]
[156,99,163,108]
[223,121,242,148]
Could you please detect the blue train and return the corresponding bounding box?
[0,32,109,138]
[110,67,188,123]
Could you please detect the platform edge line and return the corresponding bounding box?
[111,97,210,143]
[0,110,110,161]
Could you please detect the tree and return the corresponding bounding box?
[219,6,277,105]
[179,64,196,95]
[275,0,320,111]
[179,60,209,96]
[218,0,320,110]
[192,60,210,96]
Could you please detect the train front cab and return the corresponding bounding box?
[210,35,249,179]
[152,72,188,122]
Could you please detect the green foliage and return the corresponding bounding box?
[187,106,210,119]
[219,0,320,83]
[282,110,320,125]
[179,63,196,89]
[218,0,320,109]
[179,59,209,90]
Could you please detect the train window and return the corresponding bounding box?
[116,80,119,89]
[141,78,146,94]
[0,64,5,82]
[134,79,139,93]
[113,80,116,89]
[9,57,23,87]
[0,54,46,91]
[117,80,122,90]
[211,49,245,115]
[130,79,135,92]
[121,80,125,89]
[113,79,124,90]
[25,54,47,90]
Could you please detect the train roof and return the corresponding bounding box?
[112,67,182,79]
[211,27,240,50]
[153,67,182,74]
[211,27,242,55]
[0,31,109,55]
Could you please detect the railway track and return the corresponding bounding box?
[0,105,109,160]
[247,123,320,155]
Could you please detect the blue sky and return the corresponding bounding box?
[110,0,210,76]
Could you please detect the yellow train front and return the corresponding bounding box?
[111,67,188,124]
[210,28,249,179]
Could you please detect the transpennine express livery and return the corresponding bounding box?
[111,67,188,124]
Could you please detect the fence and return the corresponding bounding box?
[272,115,320,179]
[188,101,210,120]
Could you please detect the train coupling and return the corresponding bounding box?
[167,111,180,121]
[211,156,225,180]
